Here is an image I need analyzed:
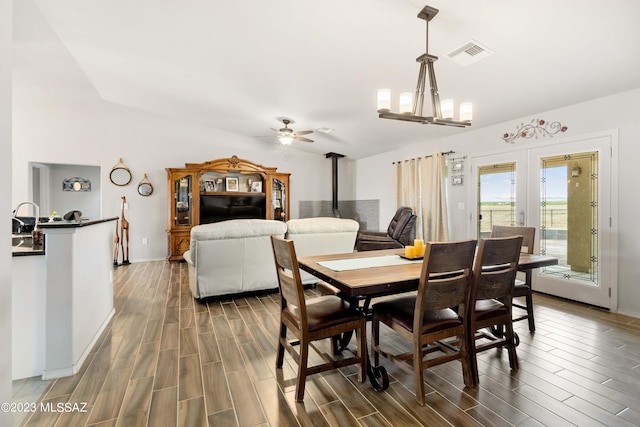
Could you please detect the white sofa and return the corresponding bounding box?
[183,217,359,299]
[184,219,287,299]
[285,217,359,284]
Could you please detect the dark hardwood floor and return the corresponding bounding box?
[16,260,640,426]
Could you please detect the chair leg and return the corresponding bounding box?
[504,322,519,371]
[525,291,536,332]
[467,329,480,387]
[413,342,425,406]
[295,342,309,402]
[458,332,474,388]
[276,323,287,368]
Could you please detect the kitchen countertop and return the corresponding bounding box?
[37,217,118,229]
[12,217,118,256]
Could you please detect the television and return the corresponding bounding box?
[200,194,266,224]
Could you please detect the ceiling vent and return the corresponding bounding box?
[447,40,493,66]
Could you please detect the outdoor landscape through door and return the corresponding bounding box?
[472,133,614,310]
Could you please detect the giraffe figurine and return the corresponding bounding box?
[120,196,130,265]
[113,218,120,266]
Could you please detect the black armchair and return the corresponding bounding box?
[355,206,416,251]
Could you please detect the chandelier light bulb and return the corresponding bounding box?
[441,99,454,119]
[377,89,391,112]
[399,92,413,114]
[460,102,473,122]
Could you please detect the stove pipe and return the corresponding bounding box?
[325,152,345,218]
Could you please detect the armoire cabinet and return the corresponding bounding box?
[166,155,290,261]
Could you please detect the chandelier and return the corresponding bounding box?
[377,5,472,127]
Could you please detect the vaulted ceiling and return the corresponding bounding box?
[14,0,640,159]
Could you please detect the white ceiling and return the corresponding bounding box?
[17,0,640,159]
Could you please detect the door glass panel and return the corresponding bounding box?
[539,151,598,285]
[477,162,516,239]
[272,178,286,221]
[175,176,192,226]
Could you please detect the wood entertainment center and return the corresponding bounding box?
[166,155,290,261]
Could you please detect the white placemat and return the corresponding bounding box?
[318,255,422,271]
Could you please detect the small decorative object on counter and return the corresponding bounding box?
[32,229,43,249]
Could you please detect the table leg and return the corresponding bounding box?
[334,295,390,391]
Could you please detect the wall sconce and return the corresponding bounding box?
[571,163,582,177]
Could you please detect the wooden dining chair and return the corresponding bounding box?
[467,235,523,386]
[270,236,367,402]
[370,239,477,405]
[491,225,537,332]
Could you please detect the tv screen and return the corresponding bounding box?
[200,195,266,224]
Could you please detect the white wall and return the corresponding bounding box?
[11,7,338,262]
[12,99,335,261]
[1,0,12,421]
[354,87,640,318]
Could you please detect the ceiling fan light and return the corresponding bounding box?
[399,92,413,114]
[460,102,473,122]
[377,89,391,112]
[279,136,294,145]
[441,99,454,119]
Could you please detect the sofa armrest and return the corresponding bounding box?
[357,230,389,239]
[183,249,194,266]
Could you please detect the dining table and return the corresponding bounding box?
[297,247,558,390]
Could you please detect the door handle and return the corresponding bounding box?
[519,210,525,226]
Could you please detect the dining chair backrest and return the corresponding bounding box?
[471,236,523,302]
[271,236,307,321]
[491,225,535,255]
[415,240,477,317]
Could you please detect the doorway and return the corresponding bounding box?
[470,132,617,309]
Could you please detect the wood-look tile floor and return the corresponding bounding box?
[15,261,640,426]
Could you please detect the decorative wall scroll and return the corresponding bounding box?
[63,177,91,191]
[501,119,568,144]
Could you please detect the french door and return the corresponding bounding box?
[470,132,617,310]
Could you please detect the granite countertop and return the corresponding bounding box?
[37,217,118,229]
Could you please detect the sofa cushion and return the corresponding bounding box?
[191,219,287,243]
[285,217,359,285]
[286,217,359,234]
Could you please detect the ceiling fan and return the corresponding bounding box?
[271,119,314,145]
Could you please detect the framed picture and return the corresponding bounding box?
[204,180,215,192]
[452,176,463,186]
[251,181,262,193]
[225,177,239,192]
[451,161,464,172]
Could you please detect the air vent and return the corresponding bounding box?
[447,40,493,66]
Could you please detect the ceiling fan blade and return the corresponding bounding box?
[296,130,313,136]
[296,136,314,143]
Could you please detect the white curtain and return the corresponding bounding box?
[396,152,449,242]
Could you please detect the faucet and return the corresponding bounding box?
[13,201,40,230]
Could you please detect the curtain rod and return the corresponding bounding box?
[392,150,455,165]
